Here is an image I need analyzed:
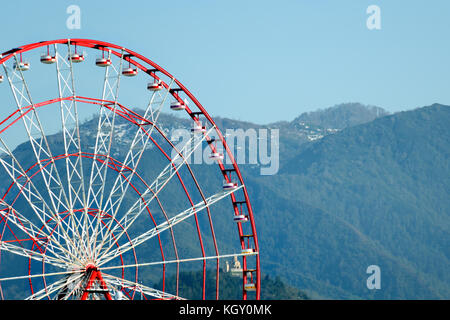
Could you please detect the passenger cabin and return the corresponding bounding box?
[209,152,224,161]
[170,101,185,111]
[68,53,84,63]
[223,181,238,190]
[13,61,30,71]
[230,256,242,277]
[147,81,162,91]
[95,57,112,67]
[191,124,206,133]
[233,214,248,223]
[122,67,138,77]
[244,283,257,292]
[40,55,56,64]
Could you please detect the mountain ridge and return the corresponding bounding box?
[1,102,448,299]
[245,103,449,299]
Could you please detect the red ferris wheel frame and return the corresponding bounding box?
[0,39,260,300]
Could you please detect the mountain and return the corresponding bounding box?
[206,103,448,299]
[0,102,448,300]
[241,103,449,299]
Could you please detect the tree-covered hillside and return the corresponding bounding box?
[153,270,309,300]
[241,104,450,299]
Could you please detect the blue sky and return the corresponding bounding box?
[1,0,450,124]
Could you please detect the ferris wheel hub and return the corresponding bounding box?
[84,263,97,271]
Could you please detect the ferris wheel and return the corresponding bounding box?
[0,39,260,300]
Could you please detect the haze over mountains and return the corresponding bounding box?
[2,102,448,299]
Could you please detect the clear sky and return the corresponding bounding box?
[1,0,450,124]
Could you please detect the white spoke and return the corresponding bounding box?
[0,268,81,283]
[0,140,65,237]
[97,185,243,267]
[94,126,216,259]
[91,78,175,252]
[1,58,86,260]
[101,78,175,215]
[0,138,83,264]
[0,201,75,264]
[0,240,68,269]
[2,57,71,217]
[54,43,89,256]
[85,49,124,212]
[55,43,87,210]
[100,251,258,272]
[26,273,84,300]
[83,50,125,260]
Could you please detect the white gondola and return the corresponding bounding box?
[241,248,254,255]
[147,81,162,91]
[95,57,112,67]
[229,256,243,277]
[233,214,248,223]
[230,267,243,277]
[68,53,84,63]
[191,124,206,133]
[122,67,138,77]
[40,54,56,64]
[0,75,3,83]
[13,61,30,71]
[223,181,238,190]
[170,101,185,111]
[209,152,224,161]
[244,283,257,291]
